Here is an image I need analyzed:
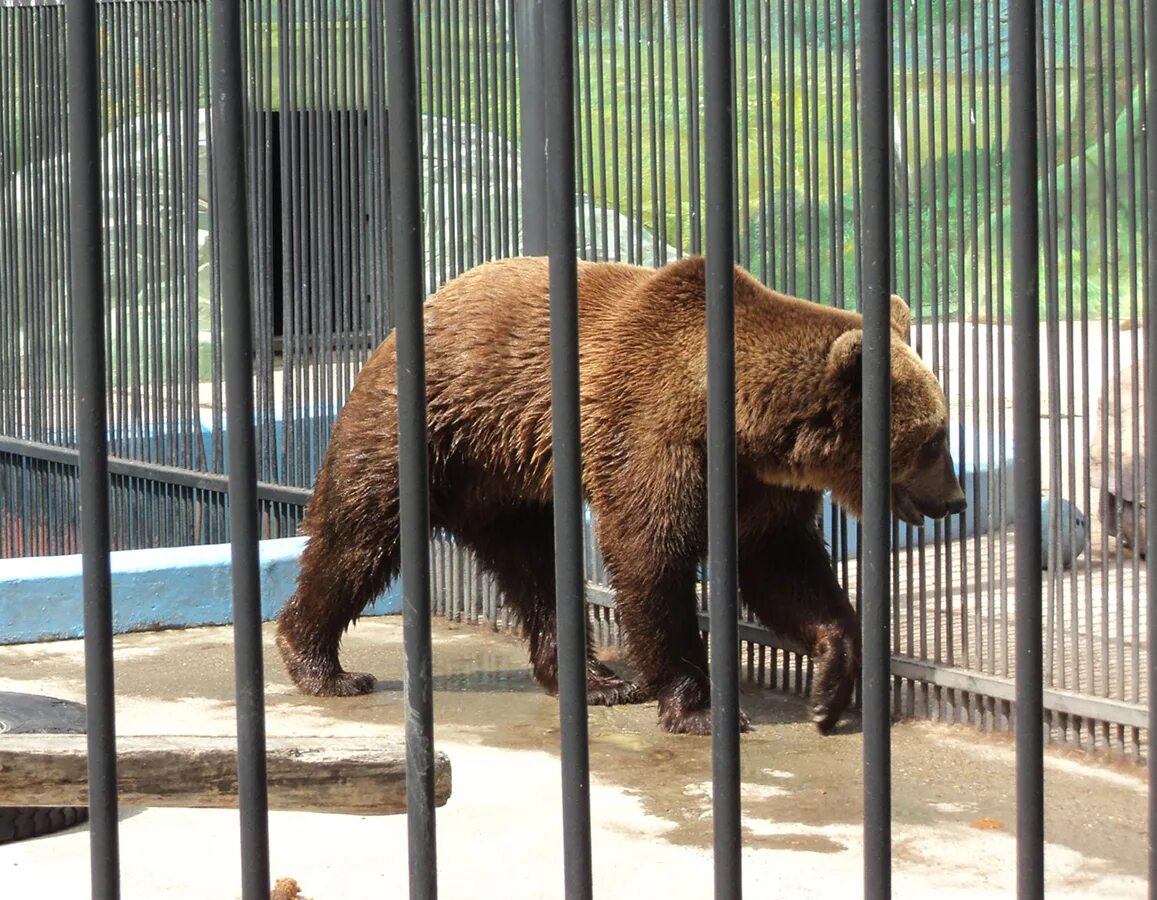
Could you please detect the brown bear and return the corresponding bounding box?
[275,255,966,735]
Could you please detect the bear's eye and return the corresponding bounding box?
[918,429,947,466]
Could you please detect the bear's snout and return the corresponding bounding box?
[892,479,967,525]
[891,439,968,525]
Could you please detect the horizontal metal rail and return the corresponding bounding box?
[0,436,312,506]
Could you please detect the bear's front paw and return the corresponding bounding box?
[586,659,650,706]
[587,676,649,707]
[658,703,753,735]
[809,623,859,734]
[810,700,845,735]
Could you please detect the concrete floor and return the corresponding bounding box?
[0,616,1148,899]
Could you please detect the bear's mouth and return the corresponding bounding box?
[891,486,929,526]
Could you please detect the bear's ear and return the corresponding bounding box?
[890,293,911,343]
[827,329,863,384]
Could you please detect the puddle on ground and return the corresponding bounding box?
[745,833,847,854]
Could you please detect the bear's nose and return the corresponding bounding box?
[947,496,967,516]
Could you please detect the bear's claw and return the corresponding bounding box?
[587,675,648,707]
[585,659,650,706]
[658,705,753,736]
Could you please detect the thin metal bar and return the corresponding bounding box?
[703,3,741,897]
[1124,0,1142,740]
[646,0,658,262]
[859,0,892,895]
[632,0,642,263]
[686,0,700,254]
[209,0,271,896]
[421,2,436,294]
[543,2,592,896]
[956,0,972,683]
[1010,0,1043,894]
[516,0,546,255]
[594,0,609,257]
[386,3,438,897]
[66,0,120,894]
[1146,0,1157,886]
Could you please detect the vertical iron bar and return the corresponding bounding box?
[543,2,593,897]
[66,0,120,895]
[594,0,609,256]
[703,3,741,897]
[1146,0,1157,886]
[209,1,271,897]
[386,2,438,897]
[860,0,892,896]
[687,0,700,255]
[516,0,546,256]
[1010,0,1043,895]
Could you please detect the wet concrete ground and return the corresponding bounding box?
[0,616,1148,898]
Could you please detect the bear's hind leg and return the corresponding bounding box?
[461,513,646,707]
[276,467,400,697]
[738,527,861,734]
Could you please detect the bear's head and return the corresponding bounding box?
[824,294,967,525]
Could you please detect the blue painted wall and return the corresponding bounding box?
[0,536,401,645]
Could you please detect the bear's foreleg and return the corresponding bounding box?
[601,557,752,735]
[590,449,752,735]
[738,526,861,734]
[459,511,646,707]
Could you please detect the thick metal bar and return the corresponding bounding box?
[543,2,593,897]
[859,0,892,896]
[65,0,120,894]
[515,0,546,256]
[385,4,438,898]
[703,3,741,897]
[1009,0,1043,896]
[208,1,271,897]
[1146,0,1157,886]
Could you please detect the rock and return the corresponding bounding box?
[1089,363,1147,557]
[1040,497,1087,570]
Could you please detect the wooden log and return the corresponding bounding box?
[0,734,451,816]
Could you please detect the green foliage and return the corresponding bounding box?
[2,1,1147,330]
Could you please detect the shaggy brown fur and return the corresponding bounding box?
[275,255,965,735]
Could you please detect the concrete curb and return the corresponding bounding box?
[0,537,402,645]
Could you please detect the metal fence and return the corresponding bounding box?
[1,0,1155,897]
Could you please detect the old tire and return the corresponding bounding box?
[0,691,89,844]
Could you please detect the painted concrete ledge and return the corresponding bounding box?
[0,537,402,645]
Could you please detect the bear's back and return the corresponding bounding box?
[417,257,657,500]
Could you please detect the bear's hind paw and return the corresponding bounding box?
[295,668,376,697]
[325,670,377,696]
